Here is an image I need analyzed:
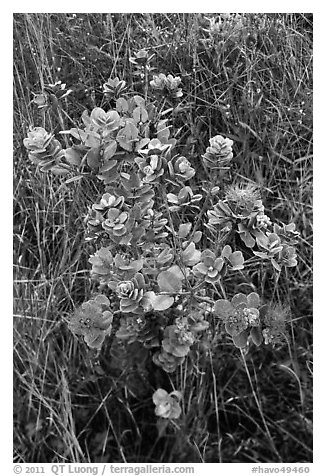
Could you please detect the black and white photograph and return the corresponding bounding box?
[12,9,313,469]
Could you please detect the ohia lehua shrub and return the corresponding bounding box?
[23,47,299,423]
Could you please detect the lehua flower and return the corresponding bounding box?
[260,304,289,346]
[214,293,262,348]
[202,134,234,168]
[225,184,262,217]
[152,389,182,419]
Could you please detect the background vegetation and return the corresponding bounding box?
[13,13,313,463]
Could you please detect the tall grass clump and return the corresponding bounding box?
[13,13,312,463]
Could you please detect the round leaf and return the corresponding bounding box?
[86,147,101,170]
[146,292,174,311]
[152,388,169,405]
[103,141,117,161]
[232,331,249,348]
[157,271,182,293]
[178,223,192,239]
[247,292,260,308]
[116,97,129,113]
[250,327,263,346]
[214,299,234,319]
[64,147,83,166]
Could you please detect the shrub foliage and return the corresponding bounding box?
[23,47,300,421]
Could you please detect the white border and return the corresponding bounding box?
[4,4,323,475]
